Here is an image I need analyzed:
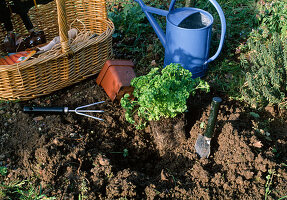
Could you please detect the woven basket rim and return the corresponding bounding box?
[0,19,114,70]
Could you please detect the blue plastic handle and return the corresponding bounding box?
[205,0,226,64]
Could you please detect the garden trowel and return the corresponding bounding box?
[195,97,222,158]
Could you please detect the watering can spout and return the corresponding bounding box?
[134,0,167,48]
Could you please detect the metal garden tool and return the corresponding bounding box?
[23,101,105,121]
[195,97,222,158]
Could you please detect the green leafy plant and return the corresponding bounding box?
[278,195,287,200]
[255,0,287,39]
[0,180,56,200]
[108,0,150,41]
[265,169,276,200]
[243,0,287,58]
[249,112,260,119]
[78,178,88,200]
[121,63,210,129]
[0,167,55,200]
[200,121,205,129]
[0,167,7,176]
[241,34,287,108]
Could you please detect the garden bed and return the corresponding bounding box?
[0,0,287,199]
[0,77,286,199]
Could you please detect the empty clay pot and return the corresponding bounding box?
[96,60,136,101]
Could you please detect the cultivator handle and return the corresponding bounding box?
[23,106,68,114]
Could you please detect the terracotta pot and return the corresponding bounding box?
[96,60,136,101]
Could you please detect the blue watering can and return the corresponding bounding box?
[135,0,226,78]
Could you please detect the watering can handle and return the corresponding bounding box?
[169,0,226,65]
[205,0,226,64]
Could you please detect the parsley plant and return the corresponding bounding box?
[121,63,210,129]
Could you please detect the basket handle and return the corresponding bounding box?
[55,0,69,53]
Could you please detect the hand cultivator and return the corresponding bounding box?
[23,101,105,121]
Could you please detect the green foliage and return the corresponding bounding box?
[121,63,210,129]
[199,0,257,100]
[78,178,88,200]
[241,34,287,108]
[0,180,56,200]
[107,0,286,104]
[208,59,245,100]
[200,121,205,129]
[236,0,287,105]
[108,0,150,42]
[0,167,7,176]
[191,0,257,50]
[254,0,287,40]
[123,149,129,157]
[265,169,276,200]
[249,112,260,119]
[0,167,55,200]
[278,195,287,200]
[107,0,165,74]
[242,0,287,58]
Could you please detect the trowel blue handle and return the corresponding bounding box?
[205,0,226,64]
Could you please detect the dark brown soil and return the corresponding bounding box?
[0,76,286,199]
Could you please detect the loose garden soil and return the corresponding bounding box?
[0,0,286,198]
[0,73,286,199]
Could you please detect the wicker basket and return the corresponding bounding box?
[0,0,114,101]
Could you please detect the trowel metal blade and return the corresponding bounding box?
[195,134,210,158]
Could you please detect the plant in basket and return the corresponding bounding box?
[121,63,210,129]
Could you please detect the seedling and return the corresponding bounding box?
[0,167,55,200]
[105,172,114,180]
[278,195,287,200]
[166,169,177,187]
[0,180,56,200]
[250,112,260,119]
[110,149,129,157]
[265,169,275,200]
[0,166,7,176]
[78,178,88,200]
[200,121,205,129]
[272,148,281,158]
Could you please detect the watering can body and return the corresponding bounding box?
[135,0,226,78]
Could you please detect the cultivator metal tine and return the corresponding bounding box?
[71,101,105,121]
